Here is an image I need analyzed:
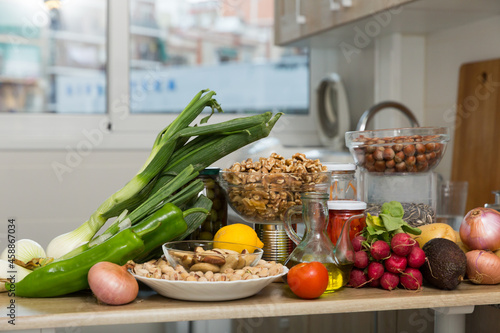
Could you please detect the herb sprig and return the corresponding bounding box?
[363,201,421,243]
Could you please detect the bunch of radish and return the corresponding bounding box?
[348,232,426,290]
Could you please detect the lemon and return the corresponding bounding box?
[213,223,264,253]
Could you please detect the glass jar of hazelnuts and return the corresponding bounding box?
[345,127,450,227]
[345,127,450,174]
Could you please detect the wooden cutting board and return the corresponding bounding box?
[452,58,500,211]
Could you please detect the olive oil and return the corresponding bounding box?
[285,260,353,294]
[323,263,352,293]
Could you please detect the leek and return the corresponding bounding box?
[47,90,222,258]
[46,90,282,259]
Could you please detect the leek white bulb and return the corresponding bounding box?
[46,223,93,259]
[0,239,46,264]
[0,259,32,283]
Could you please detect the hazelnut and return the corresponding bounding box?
[415,143,426,155]
[395,162,407,172]
[373,149,384,161]
[394,151,405,163]
[383,148,395,161]
[417,160,428,171]
[365,153,375,166]
[392,143,403,152]
[416,154,427,164]
[403,144,416,157]
[374,161,386,172]
[425,143,436,151]
[405,156,416,166]
[426,151,437,160]
[365,145,376,154]
[385,160,396,169]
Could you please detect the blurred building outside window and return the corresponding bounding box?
[0,0,310,149]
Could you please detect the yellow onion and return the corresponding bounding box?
[460,208,500,251]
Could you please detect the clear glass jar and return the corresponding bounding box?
[324,163,357,200]
[327,200,367,244]
[189,167,227,240]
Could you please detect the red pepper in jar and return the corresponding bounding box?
[327,201,367,245]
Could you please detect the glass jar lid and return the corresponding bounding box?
[328,200,367,210]
[200,167,220,175]
[324,163,356,172]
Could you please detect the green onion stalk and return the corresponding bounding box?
[46,89,282,259]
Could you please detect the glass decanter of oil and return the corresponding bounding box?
[283,192,355,293]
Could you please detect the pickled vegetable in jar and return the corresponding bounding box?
[189,168,227,240]
[324,163,357,200]
[327,200,366,244]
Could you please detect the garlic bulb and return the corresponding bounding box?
[0,239,46,264]
[0,259,32,284]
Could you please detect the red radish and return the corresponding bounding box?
[390,233,415,256]
[400,268,423,290]
[367,261,385,280]
[369,278,381,288]
[407,245,426,268]
[370,240,391,260]
[354,251,369,269]
[380,272,399,290]
[385,253,407,274]
[352,235,366,252]
[348,269,368,288]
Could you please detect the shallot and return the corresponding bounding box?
[460,208,500,251]
[466,250,500,285]
[88,261,139,305]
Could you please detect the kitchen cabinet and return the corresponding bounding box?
[2,282,500,332]
[275,0,414,45]
[274,0,500,46]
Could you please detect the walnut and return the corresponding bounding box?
[221,153,329,222]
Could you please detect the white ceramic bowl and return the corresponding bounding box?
[132,267,288,302]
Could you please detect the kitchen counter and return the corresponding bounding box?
[2,282,500,331]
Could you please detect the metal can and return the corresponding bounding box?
[189,167,228,240]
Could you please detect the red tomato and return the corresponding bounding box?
[287,262,329,299]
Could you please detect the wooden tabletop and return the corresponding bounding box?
[2,282,500,331]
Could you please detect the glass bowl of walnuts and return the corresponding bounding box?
[345,127,450,174]
[218,153,331,224]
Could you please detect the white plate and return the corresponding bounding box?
[132,267,288,302]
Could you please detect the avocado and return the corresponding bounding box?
[421,238,467,290]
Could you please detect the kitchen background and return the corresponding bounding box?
[1,0,499,332]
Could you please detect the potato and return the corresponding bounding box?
[412,223,457,248]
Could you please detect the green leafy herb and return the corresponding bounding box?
[362,201,421,244]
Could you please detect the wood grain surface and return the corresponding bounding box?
[452,58,500,211]
[2,282,500,331]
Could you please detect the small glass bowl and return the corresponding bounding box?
[162,240,263,273]
[218,171,331,224]
[345,127,450,174]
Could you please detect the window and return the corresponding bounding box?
[2,0,315,149]
[0,0,107,114]
[128,0,309,115]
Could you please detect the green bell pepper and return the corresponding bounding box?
[132,203,208,262]
[9,226,153,298]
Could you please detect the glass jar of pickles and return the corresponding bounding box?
[324,163,357,200]
[189,167,227,240]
